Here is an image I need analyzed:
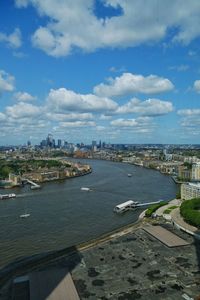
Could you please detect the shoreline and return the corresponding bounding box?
[0,169,92,190]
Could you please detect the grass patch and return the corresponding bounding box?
[163,209,171,214]
[145,201,167,217]
[163,205,179,214]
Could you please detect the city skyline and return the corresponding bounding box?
[0,1,200,145]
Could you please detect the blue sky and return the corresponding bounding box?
[0,0,200,145]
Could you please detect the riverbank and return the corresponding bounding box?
[0,159,176,272]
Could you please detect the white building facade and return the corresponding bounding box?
[181,182,200,200]
[191,163,200,181]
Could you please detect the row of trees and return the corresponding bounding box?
[145,201,167,217]
[0,159,71,180]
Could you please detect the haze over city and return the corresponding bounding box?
[0,0,200,145]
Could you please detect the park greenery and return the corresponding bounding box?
[180,198,200,228]
[145,201,167,217]
[0,159,71,179]
[163,205,178,214]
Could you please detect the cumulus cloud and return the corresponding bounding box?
[0,70,15,94]
[0,28,22,48]
[177,108,200,137]
[60,121,96,128]
[193,80,200,93]
[14,91,36,101]
[94,73,174,97]
[47,88,118,113]
[15,0,200,57]
[116,98,174,116]
[110,116,154,132]
[6,102,42,119]
[46,112,94,121]
[177,109,200,116]
[0,112,6,122]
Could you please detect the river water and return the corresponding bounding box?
[0,159,177,268]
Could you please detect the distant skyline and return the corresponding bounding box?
[0,0,200,145]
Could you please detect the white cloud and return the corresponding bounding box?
[60,121,96,128]
[94,73,174,97]
[0,112,6,122]
[193,80,200,93]
[14,91,36,101]
[0,28,22,48]
[15,0,200,57]
[110,116,154,133]
[96,125,106,131]
[177,109,200,116]
[111,116,152,127]
[47,88,118,113]
[0,70,15,94]
[116,98,174,116]
[111,118,138,127]
[46,112,94,121]
[177,109,200,137]
[99,114,112,120]
[6,102,42,119]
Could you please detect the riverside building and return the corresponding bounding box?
[191,162,200,181]
[181,182,200,200]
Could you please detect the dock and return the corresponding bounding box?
[114,200,164,213]
[22,178,41,190]
[136,200,163,207]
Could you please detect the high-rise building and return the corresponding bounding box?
[92,140,97,152]
[57,139,64,148]
[46,134,55,148]
[40,140,47,147]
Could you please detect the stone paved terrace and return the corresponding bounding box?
[71,224,200,300]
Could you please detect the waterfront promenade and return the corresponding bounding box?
[143,198,200,240]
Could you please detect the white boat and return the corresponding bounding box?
[20,213,30,218]
[127,174,132,177]
[114,200,139,213]
[0,193,16,200]
[81,187,91,191]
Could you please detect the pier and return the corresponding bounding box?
[136,200,163,207]
[114,200,163,213]
[22,179,41,190]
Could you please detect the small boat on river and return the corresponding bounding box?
[20,213,30,218]
[81,187,92,191]
[0,193,16,200]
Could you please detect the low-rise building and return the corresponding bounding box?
[181,182,200,200]
[160,162,181,175]
[9,173,22,186]
[178,165,191,181]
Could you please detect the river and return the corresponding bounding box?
[0,159,177,268]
